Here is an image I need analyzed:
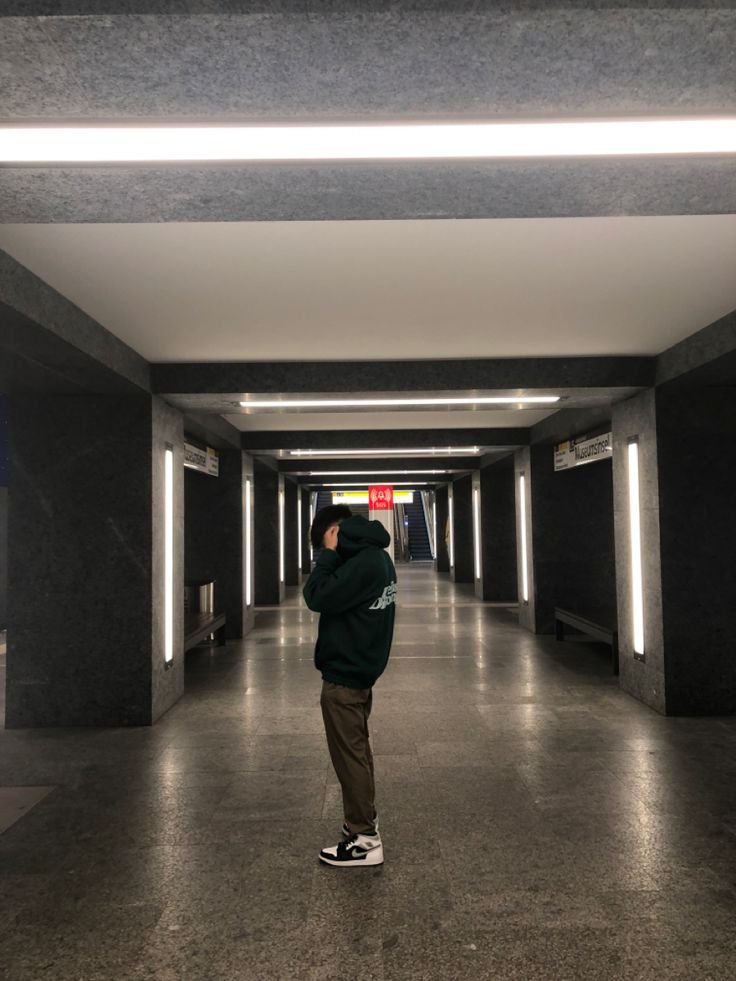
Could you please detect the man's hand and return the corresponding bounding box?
[322,524,339,551]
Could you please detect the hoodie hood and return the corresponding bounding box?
[336,514,391,558]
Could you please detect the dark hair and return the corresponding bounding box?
[310,504,352,550]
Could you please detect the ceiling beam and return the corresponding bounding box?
[278,456,480,474]
[240,428,529,451]
[153,357,655,395]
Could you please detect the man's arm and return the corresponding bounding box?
[302,549,368,614]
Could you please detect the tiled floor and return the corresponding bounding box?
[1,565,736,979]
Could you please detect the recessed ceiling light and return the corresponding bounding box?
[3,118,736,163]
[239,396,559,409]
[307,469,449,476]
[289,447,481,456]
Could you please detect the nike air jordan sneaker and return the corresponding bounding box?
[319,831,384,867]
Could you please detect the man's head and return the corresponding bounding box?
[310,504,352,550]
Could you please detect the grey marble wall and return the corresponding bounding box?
[183,446,246,640]
[6,394,163,727]
[612,390,666,714]
[655,385,736,715]
[479,461,518,603]
[253,460,284,606]
[150,397,185,725]
[451,474,474,585]
[434,485,449,574]
[0,488,6,629]
[284,478,299,587]
[517,440,616,636]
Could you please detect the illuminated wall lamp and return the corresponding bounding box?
[164,445,174,664]
[519,471,529,604]
[297,491,302,571]
[627,439,646,659]
[448,489,455,568]
[279,486,285,583]
[473,486,481,580]
[245,477,252,607]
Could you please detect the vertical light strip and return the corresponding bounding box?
[628,440,645,656]
[519,472,529,603]
[297,494,302,571]
[279,487,285,583]
[244,478,252,607]
[309,495,315,562]
[473,486,481,580]
[448,491,455,568]
[432,499,437,561]
[164,446,174,664]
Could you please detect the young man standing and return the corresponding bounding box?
[303,504,397,868]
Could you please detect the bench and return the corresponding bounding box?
[554,607,619,675]
[184,612,227,653]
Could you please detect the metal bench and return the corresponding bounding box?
[554,607,619,675]
[184,611,227,652]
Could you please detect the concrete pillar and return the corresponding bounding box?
[6,393,184,727]
[434,484,450,573]
[613,386,736,715]
[253,460,285,605]
[477,460,518,602]
[450,474,474,584]
[284,478,299,587]
[184,447,248,639]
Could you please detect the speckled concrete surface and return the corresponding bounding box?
[1,564,736,979]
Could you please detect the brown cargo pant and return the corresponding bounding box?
[320,680,377,836]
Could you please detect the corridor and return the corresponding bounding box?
[1,565,736,980]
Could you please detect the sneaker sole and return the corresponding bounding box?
[319,849,384,867]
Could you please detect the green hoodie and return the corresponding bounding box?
[303,514,397,689]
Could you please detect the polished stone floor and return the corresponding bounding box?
[1,565,736,980]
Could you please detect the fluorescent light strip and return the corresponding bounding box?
[628,440,645,656]
[279,487,285,583]
[4,118,736,163]
[244,478,252,607]
[308,469,448,476]
[432,499,438,561]
[289,447,480,457]
[241,396,559,409]
[164,447,174,664]
[320,481,432,487]
[448,491,455,568]
[519,472,529,603]
[297,493,302,571]
[473,486,481,581]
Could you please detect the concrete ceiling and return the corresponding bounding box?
[2,1,736,479]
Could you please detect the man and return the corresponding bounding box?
[303,504,397,868]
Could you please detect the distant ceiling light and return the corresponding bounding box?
[239,397,559,409]
[3,118,736,163]
[318,481,433,487]
[307,469,449,476]
[289,447,481,456]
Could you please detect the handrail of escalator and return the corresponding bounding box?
[420,490,435,559]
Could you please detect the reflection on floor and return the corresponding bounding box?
[1,565,735,979]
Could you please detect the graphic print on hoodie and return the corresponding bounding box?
[303,514,397,689]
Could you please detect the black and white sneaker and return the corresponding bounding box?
[319,832,384,867]
[341,816,379,838]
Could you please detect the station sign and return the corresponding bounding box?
[333,489,412,505]
[184,441,219,476]
[554,432,612,471]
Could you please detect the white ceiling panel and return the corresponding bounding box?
[1,215,735,363]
